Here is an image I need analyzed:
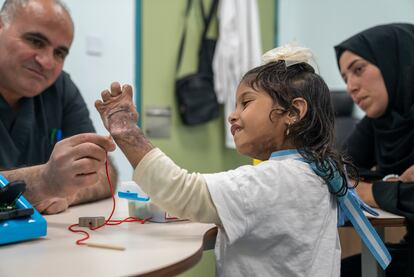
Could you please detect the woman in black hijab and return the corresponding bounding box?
[335,23,414,277]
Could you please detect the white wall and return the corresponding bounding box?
[278,0,414,90]
[63,0,136,183]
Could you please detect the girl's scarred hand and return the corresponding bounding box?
[95,82,138,138]
[95,82,153,168]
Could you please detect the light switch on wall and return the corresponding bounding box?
[145,107,172,138]
[86,35,103,56]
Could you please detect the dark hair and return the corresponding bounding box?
[242,61,357,195]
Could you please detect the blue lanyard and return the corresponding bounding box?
[269,149,391,270]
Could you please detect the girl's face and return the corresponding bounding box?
[339,50,389,118]
[228,80,292,160]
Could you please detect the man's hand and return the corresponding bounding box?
[36,197,69,214]
[1,133,116,214]
[42,133,116,199]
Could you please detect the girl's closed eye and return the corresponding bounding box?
[241,99,252,109]
[238,92,256,109]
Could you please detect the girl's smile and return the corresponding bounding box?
[228,80,291,160]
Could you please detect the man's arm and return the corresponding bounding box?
[1,133,116,214]
[2,164,74,214]
[2,164,54,208]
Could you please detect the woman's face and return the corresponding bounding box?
[339,50,389,118]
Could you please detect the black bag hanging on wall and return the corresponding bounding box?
[175,0,219,126]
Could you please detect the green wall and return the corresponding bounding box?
[141,0,275,275]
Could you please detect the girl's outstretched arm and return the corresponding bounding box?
[95,82,220,224]
[95,82,153,168]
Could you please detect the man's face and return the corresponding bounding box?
[0,0,73,106]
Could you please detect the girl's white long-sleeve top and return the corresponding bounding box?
[133,148,340,277]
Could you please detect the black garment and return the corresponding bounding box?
[341,243,409,277]
[0,71,95,169]
[335,23,414,175]
[335,23,414,277]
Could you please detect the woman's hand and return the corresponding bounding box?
[400,165,414,182]
[355,180,379,208]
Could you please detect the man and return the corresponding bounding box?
[0,0,118,214]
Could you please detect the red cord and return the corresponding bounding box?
[68,158,148,245]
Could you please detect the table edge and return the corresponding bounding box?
[134,226,218,277]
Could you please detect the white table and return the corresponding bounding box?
[362,209,405,277]
[0,198,217,277]
[3,198,403,277]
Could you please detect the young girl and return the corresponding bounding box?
[95,45,370,276]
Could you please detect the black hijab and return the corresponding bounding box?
[334,23,414,175]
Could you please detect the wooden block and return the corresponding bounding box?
[78,216,105,228]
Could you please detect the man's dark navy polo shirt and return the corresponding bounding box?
[0,71,95,169]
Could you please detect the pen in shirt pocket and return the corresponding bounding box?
[50,128,63,145]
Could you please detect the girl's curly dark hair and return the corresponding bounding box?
[242,60,357,195]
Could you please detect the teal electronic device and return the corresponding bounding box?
[0,175,47,245]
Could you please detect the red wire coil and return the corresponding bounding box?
[68,159,148,245]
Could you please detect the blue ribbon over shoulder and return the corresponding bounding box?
[269,149,391,270]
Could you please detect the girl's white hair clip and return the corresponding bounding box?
[261,44,319,73]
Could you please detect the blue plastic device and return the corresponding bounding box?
[0,175,47,245]
[117,181,150,202]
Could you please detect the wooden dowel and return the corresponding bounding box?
[85,242,125,251]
